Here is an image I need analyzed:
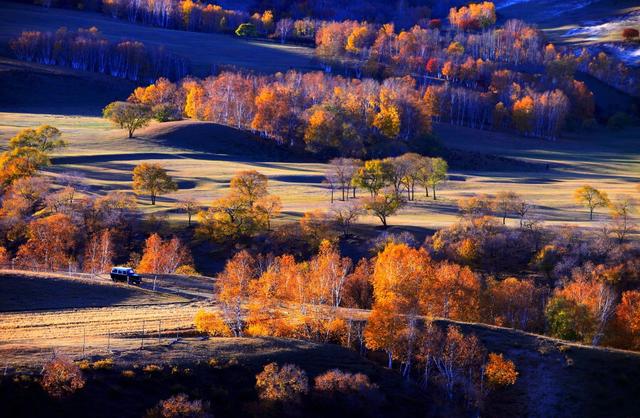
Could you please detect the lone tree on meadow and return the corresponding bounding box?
[574,185,609,220]
[132,163,177,205]
[103,101,152,138]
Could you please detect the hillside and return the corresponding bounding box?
[0,1,319,76]
[2,271,640,417]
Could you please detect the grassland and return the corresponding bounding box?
[0,2,319,77]
[0,112,637,242]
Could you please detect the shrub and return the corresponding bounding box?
[255,362,309,403]
[145,393,211,418]
[41,356,86,398]
[208,357,219,368]
[175,264,199,276]
[122,370,136,378]
[76,359,91,371]
[194,309,232,337]
[91,358,114,370]
[484,353,518,387]
[235,23,257,37]
[143,364,164,374]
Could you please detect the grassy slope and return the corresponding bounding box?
[0,2,318,77]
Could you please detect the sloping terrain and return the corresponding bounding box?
[0,1,318,76]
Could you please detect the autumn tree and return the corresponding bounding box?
[366,243,432,375]
[354,159,392,197]
[492,191,520,224]
[424,262,482,321]
[485,277,543,331]
[8,125,66,153]
[194,309,232,337]
[178,198,199,226]
[255,195,282,230]
[343,258,373,309]
[83,229,114,274]
[255,362,309,404]
[363,191,403,227]
[614,290,640,350]
[137,234,193,274]
[217,250,257,336]
[330,200,363,237]
[427,157,448,200]
[573,185,609,220]
[197,170,276,242]
[132,163,177,205]
[41,356,85,398]
[15,213,76,271]
[0,246,9,266]
[230,170,268,206]
[608,196,636,243]
[103,101,152,138]
[0,146,50,187]
[432,325,485,400]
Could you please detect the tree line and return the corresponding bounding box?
[10,26,190,82]
[124,71,432,156]
[28,0,640,99]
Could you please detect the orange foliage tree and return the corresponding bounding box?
[15,213,77,271]
[217,250,257,336]
[137,233,193,274]
[83,229,114,274]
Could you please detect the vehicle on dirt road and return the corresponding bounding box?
[110,267,142,285]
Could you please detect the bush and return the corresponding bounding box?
[235,23,257,37]
[41,356,86,398]
[484,353,518,387]
[91,358,114,370]
[194,309,232,337]
[143,364,164,374]
[145,393,211,418]
[175,264,199,275]
[255,362,309,403]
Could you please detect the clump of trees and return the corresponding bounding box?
[127,71,433,156]
[10,27,189,82]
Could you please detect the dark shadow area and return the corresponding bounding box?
[0,275,142,311]
[0,58,133,115]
